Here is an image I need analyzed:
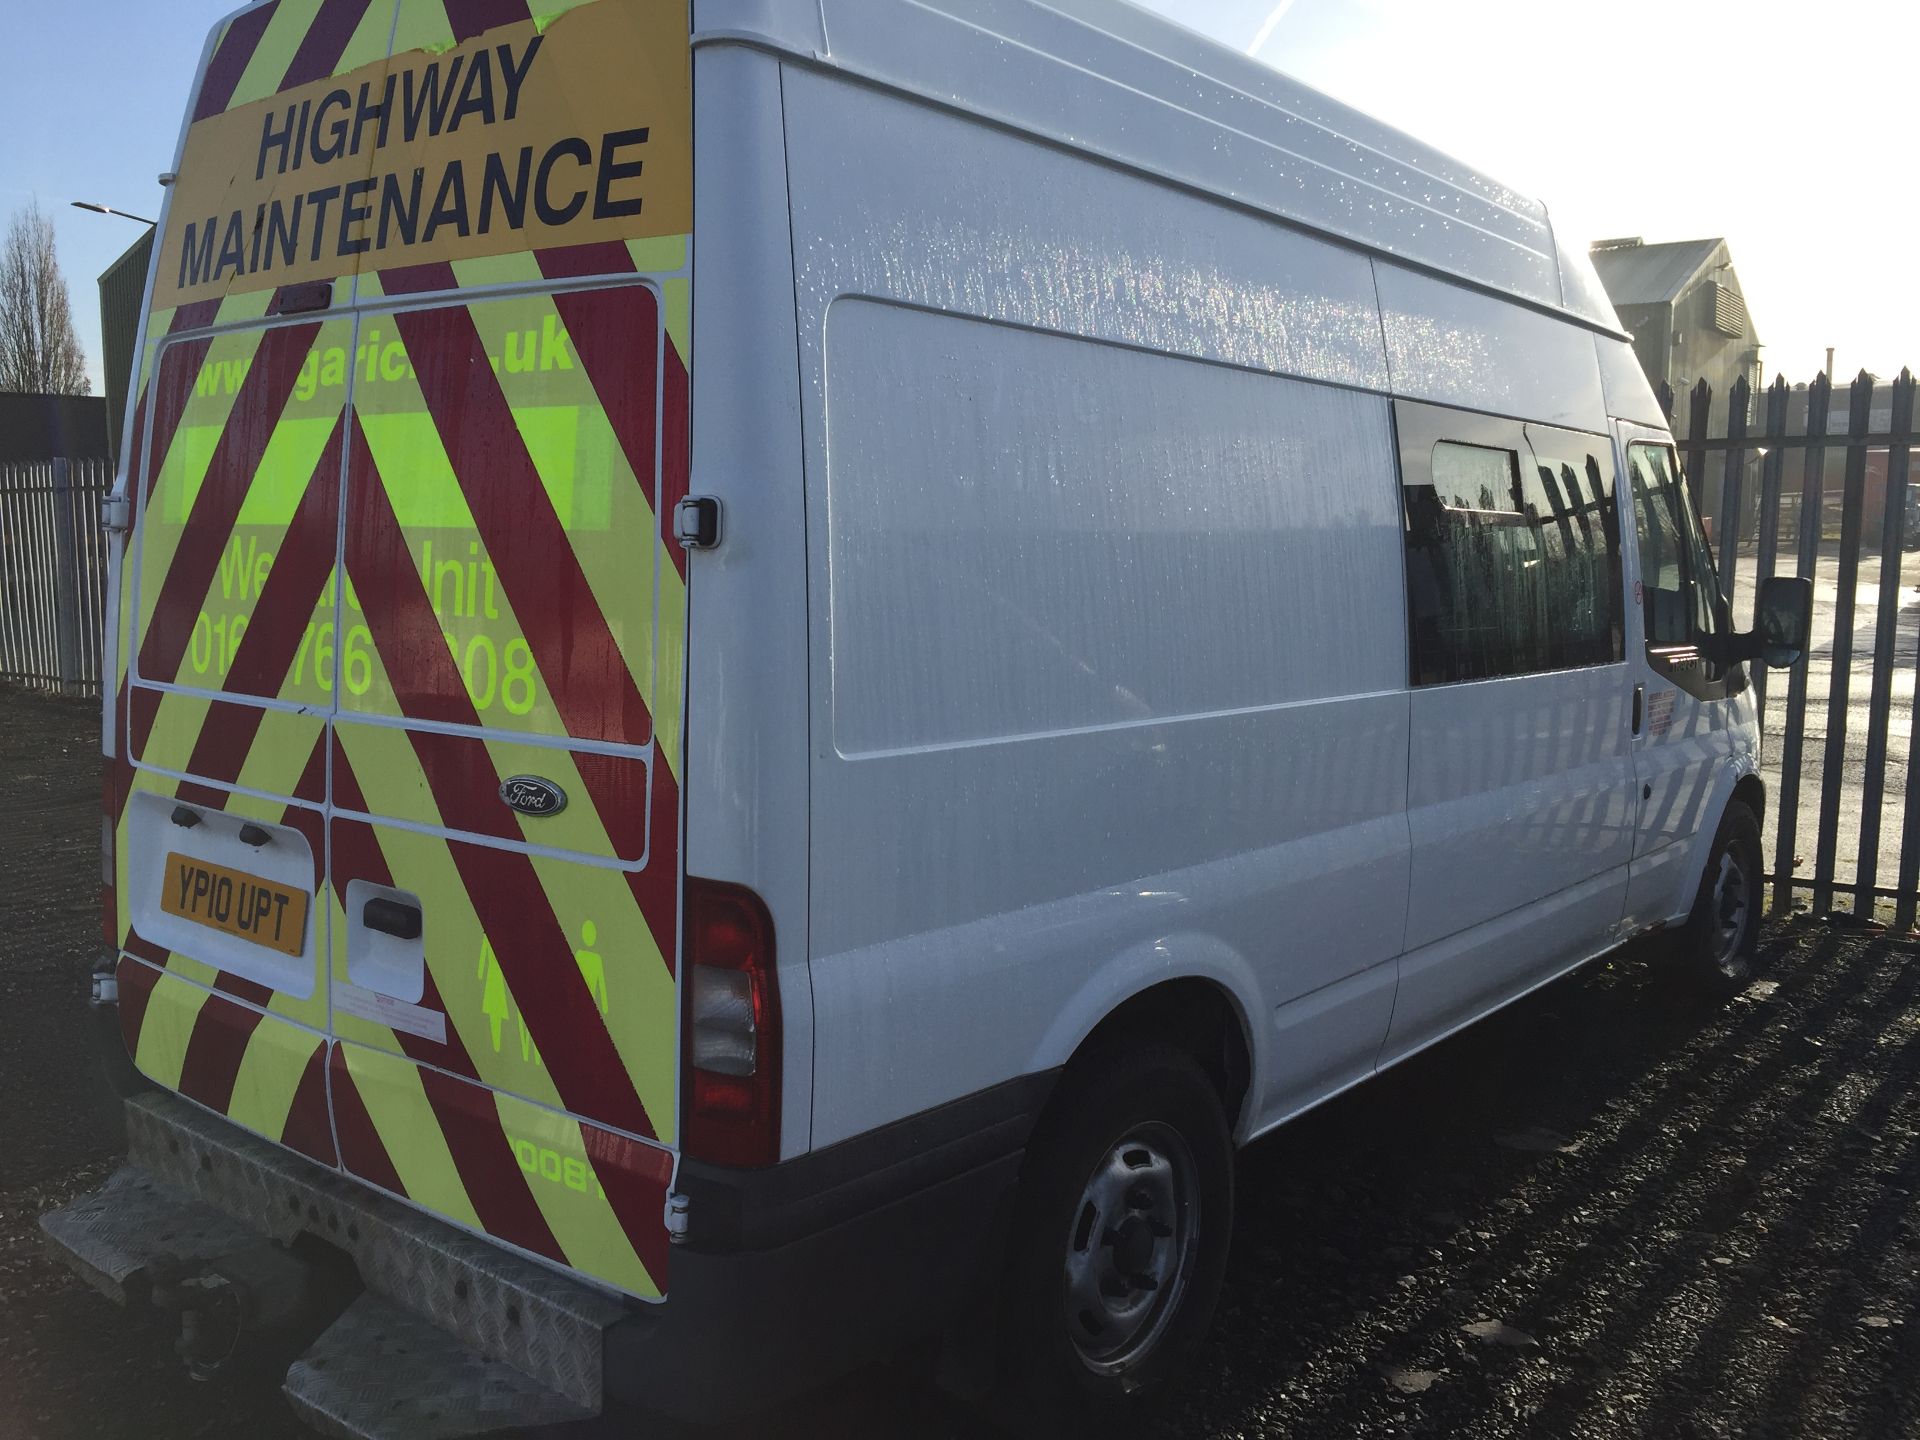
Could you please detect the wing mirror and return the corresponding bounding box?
[1745,575,1814,669]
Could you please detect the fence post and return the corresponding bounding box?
[1773,372,1831,914]
[1812,374,1873,916]
[1752,377,1791,718]
[1864,371,1916,924]
[1684,379,1712,521]
[1718,374,1750,597]
[50,457,84,695]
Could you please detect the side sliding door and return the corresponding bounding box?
[1384,400,1636,1063]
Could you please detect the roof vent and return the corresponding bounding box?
[1708,282,1748,338]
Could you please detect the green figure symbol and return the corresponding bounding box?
[476,922,610,1067]
[577,921,608,1017]
[478,936,509,1053]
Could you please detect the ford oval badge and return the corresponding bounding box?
[500,775,568,818]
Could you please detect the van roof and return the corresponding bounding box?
[697,0,1623,335]
[183,0,1622,335]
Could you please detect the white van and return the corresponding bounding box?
[50,0,1812,1432]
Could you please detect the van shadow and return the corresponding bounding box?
[636,925,1920,1439]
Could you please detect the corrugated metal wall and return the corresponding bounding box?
[96,230,153,470]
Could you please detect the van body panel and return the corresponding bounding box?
[1597,336,1669,430]
[1554,234,1626,331]
[682,42,817,1157]
[1377,862,1637,1069]
[784,67,1414,1149]
[1402,664,1636,956]
[1374,262,1609,429]
[780,67,1392,394]
[107,0,692,1300]
[700,0,1579,317]
[1627,705,1739,922]
[1260,958,1400,1132]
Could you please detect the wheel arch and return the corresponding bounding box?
[1028,938,1262,1139]
[1668,756,1767,924]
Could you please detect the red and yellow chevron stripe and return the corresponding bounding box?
[105,0,692,1299]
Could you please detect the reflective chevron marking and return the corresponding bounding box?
[114,0,690,1300]
[137,322,324,687]
[193,4,280,121]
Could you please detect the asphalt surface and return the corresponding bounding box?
[5,686,1920,1440]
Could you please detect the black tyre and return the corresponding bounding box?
[1679,798,1763,984]
[999,1040,1233,1433]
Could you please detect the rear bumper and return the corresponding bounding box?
[43,1074,1055,1428]
[610,1071,1056,1419]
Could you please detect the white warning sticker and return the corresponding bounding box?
[335,982,447,1045]
[1647,689,1677,736]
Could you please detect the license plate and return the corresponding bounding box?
[160,852,310,958]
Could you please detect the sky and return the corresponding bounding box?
[3,0,1915,398]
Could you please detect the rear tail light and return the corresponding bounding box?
[682,878,780,1168]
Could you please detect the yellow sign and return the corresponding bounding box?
[155,0,691,308]
[161,852,311,958]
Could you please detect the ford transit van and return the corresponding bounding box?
[46,0,1813,1431]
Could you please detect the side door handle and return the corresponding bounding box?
[363,898,422,941]
[1631,684,1644,738]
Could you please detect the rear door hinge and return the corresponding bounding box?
[673,496,722,550]
[101,492,132,533]
[664,1190,691,1244]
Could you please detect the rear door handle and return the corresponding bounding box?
[363,898,422,941]
[1631,684,1644,737]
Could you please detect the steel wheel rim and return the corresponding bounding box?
[1061,1121,1200,1375]
[1711,845,1752,974]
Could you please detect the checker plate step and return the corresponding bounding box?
[40,1166,264,1305]
[40,1096,631,1435]
[123,1092,624,1408]
[286,1292,594,1439]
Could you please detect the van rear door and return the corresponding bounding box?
[111,0,692,1300]
[327,269,685,1300]
[119,305,358,1173]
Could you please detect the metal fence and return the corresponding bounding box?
[1663,368,1919,927]
[0,458,113,697]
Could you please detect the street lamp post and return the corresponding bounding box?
[70,202,155,226]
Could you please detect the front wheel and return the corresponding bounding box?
[1679,798,1763,983]
[999,1041,1233,1432]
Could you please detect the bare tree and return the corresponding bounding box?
[0,201,91,396]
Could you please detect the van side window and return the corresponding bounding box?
[1529,442,1627,666]
[1628,444,1720,645]
[1402,437,1624,685]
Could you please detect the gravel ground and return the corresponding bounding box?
[3,686,1919,1440]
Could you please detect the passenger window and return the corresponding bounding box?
[1627,443,1724,672]
[1403,437,1624,685]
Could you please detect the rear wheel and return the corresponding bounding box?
[999,1041,1233,1432]
[1679,799,1763,984]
